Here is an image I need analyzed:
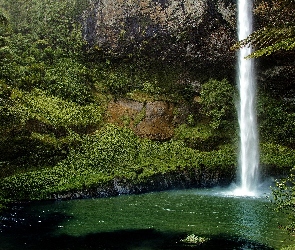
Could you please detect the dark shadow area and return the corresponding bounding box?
[34,231,275,250]
[0,228,276,250]
[0,206,274,250]
[0,202,73,250]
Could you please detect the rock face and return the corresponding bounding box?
[81,0,238,139]
[82,0,237,73]
[107,98,193,140]
[51,166,235,200]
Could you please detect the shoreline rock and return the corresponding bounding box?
[49,166,235,200]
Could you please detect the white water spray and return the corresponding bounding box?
[234,0,259,196]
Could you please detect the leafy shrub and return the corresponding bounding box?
[271,170,295,236]
[258,93,295,147]
[62,124,141,174]
[0,88,103,172]
[260,143,295,168]
[0,124,236,200]
[97,62,196,102]
[10,88,102,128]
[174,124,226,151]
[102,69,135,96]
[0,0,87,56]
[0,135,66,167]
[0,10,12,67]
[200,78,236,130]
[280,245,295,250]
[174,120,237,151]
[44,58,93,104]
[7,48,93,104]
[0,0,90,104]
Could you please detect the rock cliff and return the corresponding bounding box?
[82,0,236,74]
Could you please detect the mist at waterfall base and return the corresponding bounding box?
[232,0,260,197]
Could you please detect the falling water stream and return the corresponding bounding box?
[235,0,259,196]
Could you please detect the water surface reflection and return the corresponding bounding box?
[0,188,292,249]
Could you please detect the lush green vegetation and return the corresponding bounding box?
[0,124,237,201]
[0,0,294,232]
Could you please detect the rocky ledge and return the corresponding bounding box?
[50,166,236,200]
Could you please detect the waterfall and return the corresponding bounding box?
[235,0,259,196]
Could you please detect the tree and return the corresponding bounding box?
[233,0,295,58]
[0,9,13,78]
[0,10,14,129]
[0,0,88,60]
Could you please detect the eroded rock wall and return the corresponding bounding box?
[82,0,237,73]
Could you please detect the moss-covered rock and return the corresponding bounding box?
[107,98,194,140]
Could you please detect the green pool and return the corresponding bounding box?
[0,187,293,249]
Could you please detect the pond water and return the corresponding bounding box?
[0,186,293,250]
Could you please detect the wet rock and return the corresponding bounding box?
[135,101,174,140]
[106,98,193,140]
[49,166,235,200]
